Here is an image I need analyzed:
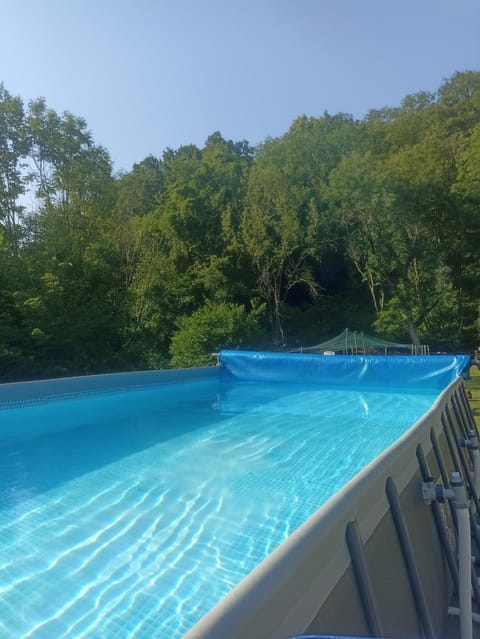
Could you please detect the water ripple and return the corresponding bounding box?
[0,381,437,638]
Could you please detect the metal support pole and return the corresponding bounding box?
[345,520,384,637]
[386,477,437,639]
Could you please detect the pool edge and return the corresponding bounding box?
[0,365,219,402]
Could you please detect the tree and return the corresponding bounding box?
[0,84,29,252]
[169,301,264,368]
[328,79,480,346]
[239,114,358,344]
[454,123,480,201]
[1,72,479,380]
[122,134,254,366]
[18,99,125,375]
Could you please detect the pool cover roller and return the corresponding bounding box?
[219,350,471,392]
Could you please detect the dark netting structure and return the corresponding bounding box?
[290,328,427,355]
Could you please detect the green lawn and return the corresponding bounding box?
[465,366,480,430]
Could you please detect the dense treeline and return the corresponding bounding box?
[1,71,479,381]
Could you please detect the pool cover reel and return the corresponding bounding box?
[219,351,471,391]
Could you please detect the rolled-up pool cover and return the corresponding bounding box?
[219,350,471,391]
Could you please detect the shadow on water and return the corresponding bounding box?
[0,380,221,510]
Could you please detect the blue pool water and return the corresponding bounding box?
[0,375,439,638]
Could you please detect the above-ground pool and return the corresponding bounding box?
[0,352,469,638]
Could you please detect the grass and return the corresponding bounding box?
[465,366,480,430]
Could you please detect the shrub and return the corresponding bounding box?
[169,302,264,368]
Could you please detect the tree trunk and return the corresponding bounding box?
[407,315,421,348]
[272,294,285,346]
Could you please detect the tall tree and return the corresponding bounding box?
[329,74,480,345]
[122,134,254,365]
[240,114,358,344]
[0,84,29,252]
[20,99,122,374]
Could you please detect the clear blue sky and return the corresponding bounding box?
[0,0,478,172]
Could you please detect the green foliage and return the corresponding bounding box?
[169,302,265,368]
[0,84,29,250]
[328,73,480,346]
[238,113,357,344]
[454,123,480,201]
[0,70,480,380]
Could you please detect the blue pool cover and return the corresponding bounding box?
[219,350,470,391]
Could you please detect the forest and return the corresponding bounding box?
[0,70,479,381]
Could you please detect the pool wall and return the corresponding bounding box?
[0,366,219,404]
[184,377,474,639]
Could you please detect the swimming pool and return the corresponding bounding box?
[0,352,469,638]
